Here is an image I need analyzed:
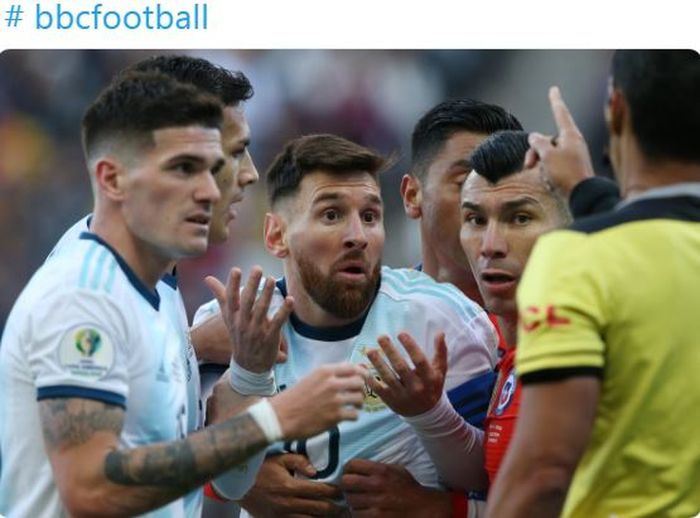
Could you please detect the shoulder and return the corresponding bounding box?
[379,266,484,323]
[46,214,92,261]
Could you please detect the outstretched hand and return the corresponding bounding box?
[205,266,293,373]
[366,332,447,417]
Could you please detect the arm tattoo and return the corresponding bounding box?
[39,398,124,449]
[104,412,266,490]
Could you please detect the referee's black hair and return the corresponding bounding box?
[126,54,254,107]
[612,50,700,163]
[410,99,522,179]
[470,130,530,184]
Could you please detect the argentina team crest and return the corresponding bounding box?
[359,346,387,412]
[59,325,115,380]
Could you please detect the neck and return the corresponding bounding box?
[90,210,172,289]
[497,313,518,348]
[420,241,483,306]
[618,137,700,198]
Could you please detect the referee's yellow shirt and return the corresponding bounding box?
[517,185,700,518]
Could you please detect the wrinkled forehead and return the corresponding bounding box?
[299,170,382,204]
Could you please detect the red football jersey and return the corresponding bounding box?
[488,313,508,359]
[484,346,521,485]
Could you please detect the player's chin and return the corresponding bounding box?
[175,236,210,258]
[207,224,228,246]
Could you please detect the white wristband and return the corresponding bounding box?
[247,399,283,443]
[229,358,276,396]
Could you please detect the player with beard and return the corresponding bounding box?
[194,134,498,515]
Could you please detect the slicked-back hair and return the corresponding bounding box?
[411,99,522,178]
[266,134,387,207]
[470,130,572,224]
[82,71,223,161]
[471,130,530,184]
[128,55,254,107]
[612,50,700,163]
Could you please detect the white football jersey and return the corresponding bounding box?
[0,232,195,518]
[195,266,497,511]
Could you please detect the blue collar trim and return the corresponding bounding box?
[275,277,375,341]
[79,232,160,311]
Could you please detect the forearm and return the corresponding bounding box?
[101,412,267,513]
[486,466,569,517]
[43,398,269,517]
[404,393,487,492]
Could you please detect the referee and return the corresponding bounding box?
[488,50,700,517]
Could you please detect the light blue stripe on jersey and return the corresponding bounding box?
[90,248,109,290]
[78,242,99,288]
[104,259,117,294]
[381,269,480,321]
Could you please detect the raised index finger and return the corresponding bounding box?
[549,86,580,135]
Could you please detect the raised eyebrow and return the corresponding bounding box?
[365,193,383,207]
[461,200,482,212]
[451,158,472,170]
[500,196,543,212]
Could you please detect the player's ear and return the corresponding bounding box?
[606,85,625,137]
[94,157,126,201]
[264,212,289,258]
[400,174,422,219]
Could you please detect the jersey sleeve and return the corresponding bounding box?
[516,230,609,384]
[434,296,498,429]
[193,298,221,327]
[28,289,133,408]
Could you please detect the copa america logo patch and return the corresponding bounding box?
[494,372,516,416]
[59,325,115,380]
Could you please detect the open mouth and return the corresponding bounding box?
[186,214,211,226]
[481,272,515,284]
[480,270,518,295]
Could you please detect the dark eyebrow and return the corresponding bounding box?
[461,200,482,212]
[451,158,471,170]
[500,196,543,212]
[164,154,207,166]
[461,196,542,212]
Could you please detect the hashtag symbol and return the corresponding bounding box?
[4,4,23,27]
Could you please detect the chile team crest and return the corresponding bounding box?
[494,372,516,416]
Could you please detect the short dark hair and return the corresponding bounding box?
[266,134,387,206]
[612,50,700,163]
[128,54,254,107]
[470,130,571,223]
[82,71,223,160]
[410,99,522,178]
[470,130,530,184]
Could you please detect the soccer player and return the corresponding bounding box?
[43,55,261,516]
[0,72,366,517]
[460,130,571,484]
[194,134,498,515]
[489,50,700,517]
